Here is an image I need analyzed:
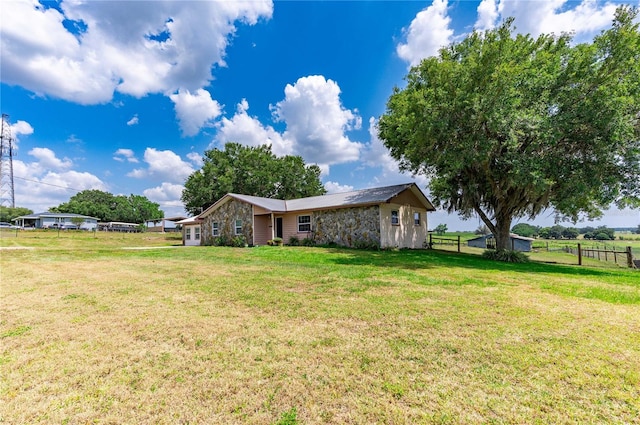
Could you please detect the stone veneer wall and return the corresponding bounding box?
[313,206,380,247]
[202,199,253,245]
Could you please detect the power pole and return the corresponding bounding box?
[0,114,16,208]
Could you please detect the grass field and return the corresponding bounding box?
[1,231,639,424]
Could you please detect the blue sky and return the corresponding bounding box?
[1,0,638,230]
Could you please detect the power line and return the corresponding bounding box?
[13,175,88,193]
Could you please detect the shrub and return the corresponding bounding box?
[268,237,283,246]
[231,235,247,247]
[302,237,316,247]
[352,239,380,250]
[482,249,530,263]
[288,236,300,246]
[213,236,229,246]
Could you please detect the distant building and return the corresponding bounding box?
[12,212,98,230]
[145,217,186,232]
[467,233,534,252]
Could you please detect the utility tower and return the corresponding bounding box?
[0,113,16,208]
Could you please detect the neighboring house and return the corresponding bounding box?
[145,217,186,232]
[12,212,99,230]
[192,183,435,249]
[176,216,203,246]
[467,233,534,252]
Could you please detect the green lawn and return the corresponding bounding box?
[1,233,639,424]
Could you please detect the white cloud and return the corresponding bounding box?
[475,0,619,42]
[113,148,139,163]
[170,89,221,136]
[143,181,184,206]
[216,99,292,155]
[273,75,363,167]
[397,0,453,66]
[127,115,139,126]
[12,156,107,213]
[28,147,72,170]
[128,148,194,183]
[324,181,354,194]
[361,117,428,188]
[186,152,204,168]
[475,0,500,32]
[1,0,272,132]
[3,119,34,150]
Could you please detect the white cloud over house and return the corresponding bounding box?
[215,99,292,156]
[170,89,221,137]
[215,76,363,175]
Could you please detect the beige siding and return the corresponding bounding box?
[280,213,313,243]
[254,215,271,246]
[380,203,428,249]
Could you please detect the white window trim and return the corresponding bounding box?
[414,211,421,226]
[186,227,191,240]
[212,222,219,236]
[195,227,201,240]
[297,215,311,232]
[235,219,243,235]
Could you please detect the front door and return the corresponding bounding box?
[275,217,283,239]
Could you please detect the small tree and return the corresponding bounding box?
[434,224,448,235]
[70,216,85,229]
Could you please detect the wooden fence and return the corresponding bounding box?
[564,244,635,268]
[428,234,461,252]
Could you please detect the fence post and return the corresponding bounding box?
[546,242,549,251]
[429,233,432,248]
[627,246,633,268]
[457,235,461,253]
[578,243,582,266]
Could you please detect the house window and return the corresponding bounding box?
[195,227,201,240]
[298,215,311,232]
[212,222,219,236]
[391,210,399,225]
[235,219,243,235]
[186,227,191,240]
[414,212,421,226]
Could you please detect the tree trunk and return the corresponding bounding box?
[493,217,512,251]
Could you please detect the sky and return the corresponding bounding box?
[1,0,638,230]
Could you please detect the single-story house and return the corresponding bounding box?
[12,212,99,230]
[176,216,203,246]
[467,233,534,252]
[145,216,186,232]
[190,183,435,249]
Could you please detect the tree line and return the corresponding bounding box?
[510,223,629,240]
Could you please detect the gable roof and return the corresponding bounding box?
[200,183,435,218]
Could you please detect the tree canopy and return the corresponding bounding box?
[51,190,164,223]
[378,7,640,251]
[182,143,326,215]
[0,206,33,222]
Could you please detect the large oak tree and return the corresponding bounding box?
[182,143,326,215]
[379,7,640,251]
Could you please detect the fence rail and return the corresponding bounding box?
[564,244,635,268]
[428,234,461,252]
